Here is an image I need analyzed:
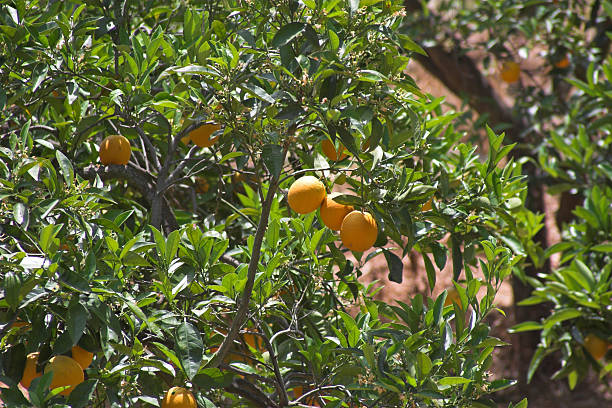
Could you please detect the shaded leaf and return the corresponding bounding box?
[272,22,306,47]
[175,321,204,380]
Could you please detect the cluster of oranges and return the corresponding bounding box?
[20,345,93,396]
[287,176,378,252]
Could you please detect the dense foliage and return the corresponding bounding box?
[0,0,532,407]
[1,0,611,407]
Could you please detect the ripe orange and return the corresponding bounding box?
[444,287,463,309]
[287,176,327,214]
[499,61,520,83]
[189,123,221,148]
[71,346,94,369]
[44,355,84,396]
[554,55,570,69]
[421,198,433,212]
[11,320,30,329]
[319,192,354,230]
[20,352,41,389]
[243,332,264,351]
[161,386,197,408]
[584,334,609,361]
[340,210,378,252]
[99,135,131,165]
[195,177,210,194]
[321,139,348,161]
[293,386,304,398]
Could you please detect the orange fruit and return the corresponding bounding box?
[195,177,210,194]
[321,139,348,161]
[232,172,246,184]
[180,135,191,144]
[499,61,520,83]
[554,55,570,69]
[189,123,221,148]
[243,333,264,351]
[340,211,378,252]
[362,137,372,151]
[71,346,94,370]
[11,320,30,329]
[99,135,131,165]
[319,192,354,230]
[20,352,41,389]
[287,176,327,214]
[161,386,197,408]
[421,198,433,212]
[584,334,609,361]
[232,172,260,186]
[293,386,304,398]
[44,355,84,396]
[444,287,463,309]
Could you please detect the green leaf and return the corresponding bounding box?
[338,311,360,348]
[488,378,516,391]
[4,344,25,385]
[175,321,204,380]
[512,398,528,408]
[432,289,445,327]
[192,368,234,389]
[328,29,339,51]
[55,150,74,188]
[416,351,432,377]
[438,376,472,386]
[543,308,582,329]
[66,379,98,408]
[432,242,447,270]
[241,83,275,104]
[451,236,463,281]
[357,69,386,82]
[262,144,283,179]
[165,229,181,265]
[29,373,54,406]
[572,259,596,290]
[125,301,162,337]
[272,22,306,47]
[592,243,612,253]
[12,202,28,228]
[0,87,6,111]
[67,300,88,346]
[383,249,403,284]
[422,254,436,292]
[507,321,543,333]
[4,272,21,310]
[30,64,48,93]
[397,34,427,56]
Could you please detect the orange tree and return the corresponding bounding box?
[397,0,612,391]
[0,1,530,407]
[509,54,612,388]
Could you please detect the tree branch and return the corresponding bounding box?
[255,325,289,407]
[79,163,178,232]
[225,377,278,408]
[206,147,288,369]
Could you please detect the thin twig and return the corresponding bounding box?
[255,324,289,407]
